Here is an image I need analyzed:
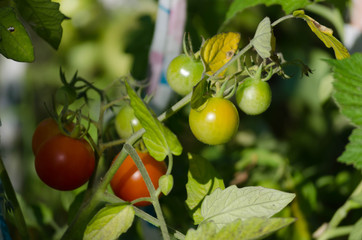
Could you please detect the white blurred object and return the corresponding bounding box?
[344,0,362,51]
[148,0,187,113]
[0,58,27,190]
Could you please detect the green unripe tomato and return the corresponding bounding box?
[189,97,239,145]
[166,54,204,96]
[235,78,272,115]
[115,105,142,139]
[55,86,77,105]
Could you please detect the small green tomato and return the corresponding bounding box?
[235,78,272,115]
[115,105,142,139]
[166,54,204,96]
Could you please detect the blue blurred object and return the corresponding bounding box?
[0,181,12,240]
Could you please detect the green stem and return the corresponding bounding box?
[329,180,362,228]
[0,156,29,240]
[61,191,104,240]
[271,14,294,27]
[317,226,354,240]
[316,180,362,240]
[124,144,170,240]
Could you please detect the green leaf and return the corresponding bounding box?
[185,153,225,224]
[185,221,217,240]
[201,185,295,230]
[191,77,210,110]
[185,217,295,240]
[337,128,362,170]
[251,17,273,59]
[14,0,67,49]
[84,204,135,240]
[349,217,362,240]
[159,175,173,196]
[327,53,362,126]
[125,80,182,160]
[0,7,34,62]
[225,0,311,24]
[293,10,350,60]
[217,217,295,240]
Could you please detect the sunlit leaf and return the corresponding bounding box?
[201,185,295,230]
[251,17,273,59]
[201,32,240,76]
[84,205,134,240]
[125,80,182,160]
[0,7,34,62]
[293,10,350,60]
[225,0,311,25]
[185,217,295,240]
[159,175,173,196]
[14,0,68,49]
[185,153,225,224]
[327,53,362,169]
[349,217,362,240]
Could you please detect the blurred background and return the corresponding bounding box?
[0,0,361,239]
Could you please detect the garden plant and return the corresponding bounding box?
[0,0,361,240]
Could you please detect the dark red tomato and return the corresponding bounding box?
[32,118,74,155]
[35,135,95,191]
[111,151,167,206]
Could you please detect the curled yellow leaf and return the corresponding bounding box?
[293,10,350,60]
[201,32,241,76]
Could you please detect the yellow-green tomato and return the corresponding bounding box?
[189,97,239,145]
[166,54,204,96]
[236,78,272,115]
[115,105,142,139]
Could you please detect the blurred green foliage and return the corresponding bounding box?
[1,0,361,239]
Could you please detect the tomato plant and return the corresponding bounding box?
[189,97,239,145]
[1,1,359,240]
[115,104,142,139]
[35,134,95,191]
[235,78,272,115]
[166,54,204,96]
[110,151,167,206]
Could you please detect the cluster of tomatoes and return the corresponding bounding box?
[167,54,272,145]
[33,115,166,206]
[32,118,95,191]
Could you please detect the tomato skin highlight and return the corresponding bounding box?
[189,97,239,145]
[111,152,167,206]
[35,135,95,191]
[166,54,204,96]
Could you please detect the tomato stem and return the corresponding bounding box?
[315,180,362,240]
[124,143,170,240]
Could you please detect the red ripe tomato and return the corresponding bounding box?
[35,135,95,191]
[32,118,74,155]
[111,151,167,206]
